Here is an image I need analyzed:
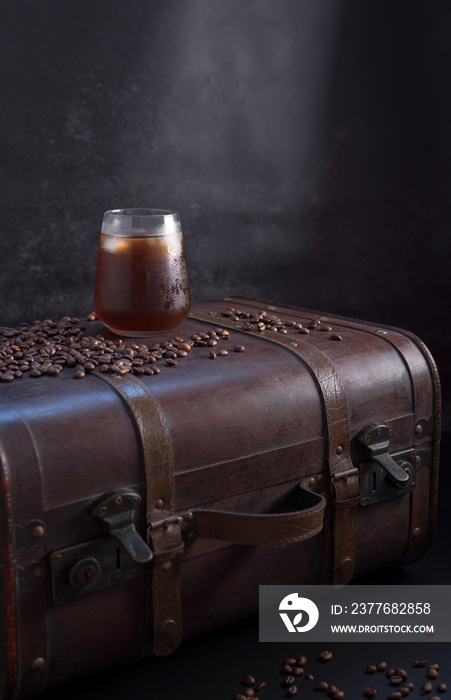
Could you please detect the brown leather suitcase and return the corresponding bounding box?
[0,296,441,699]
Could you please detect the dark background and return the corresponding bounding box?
[1,1,450,697]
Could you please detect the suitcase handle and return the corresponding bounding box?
[187,479,326,547]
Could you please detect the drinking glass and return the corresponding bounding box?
[94,208,191,336]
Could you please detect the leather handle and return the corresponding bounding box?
[190,480,325,547]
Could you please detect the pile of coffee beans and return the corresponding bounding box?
[0,313,245,383]
[230,654,447,699]
[217,306,343,341]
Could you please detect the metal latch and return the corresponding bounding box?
[353,424,416,506]
[92,491,152,564]
[50,490,151,604]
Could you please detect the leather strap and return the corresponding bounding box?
[191,482,325,545]
[189,309,360,585]
[93,372,183,657]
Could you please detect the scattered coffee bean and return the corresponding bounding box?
[282,664,293,674]
[86,312,96,321]
[377,661,388,671]
[327,686,337,696]
[316,681,329,690]
[364,688,377,698]
[391,676,404,685]
[414,661,428,667]
[217,349,228,356]
[430,696,442,700]
[428,668,439,679]
[320,651,333,661]
[332,691,344,700]
[367,665,378,674]
[330,334,343,341]
[430,664,440,671]
[403,682,414,691]
[388,694,402,700]
[287,686,298,695]
[209,351,216,359]
[73,370,85,379]
[243,690,254,698]
[242,675,255,686]
[234,696,246,700]
[165,358,177,366]
[395,670,408,680]
[283,659,297,666]
[305,673,314,680]
[437,683,447,692]
[421,682,433,695]
[255,682,266,691]
[387,669,396,678]
[284,675,295,686]
[234,345,245,353]
[399,688,410,697]
[292,666,303,677]
[296,656,307,666]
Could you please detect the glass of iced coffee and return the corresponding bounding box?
[94,208,191,336]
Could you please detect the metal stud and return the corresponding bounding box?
[307,477,316,487]
[155,499,164,509]
[412,527,421,540]
[31,525,45,539]
[30,657,45,673]
[415,424,422,435]
[336,445,344,455]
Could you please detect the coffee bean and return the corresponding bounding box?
[395,670,408,680]
[242,675,255,686]
[234,345,245,352]
[386,669,396,677]
[364,688,376,698]
[367,665,378,674]
[430,664,440,671]
[243,689,254,697]
[217,349,228,356]
[292,666,303,677]
[388,694,402,700]
[284,675,295,686]
[207,338,218,346]
[437,682,447,692]
[287,686,298,695]
[399,689,410,697]
[283,658,297,666]
[165,358,177,367]
[296,656,307,666]
[255,682,266,691]
[73,370,85,379]
[421,682,433,694]
[430,696,442,700]
[414,661,428,667]
[209,351,216,359]
[327,686,337,696]
[298,328,310,334]
[282,664,293,673]
[316,681,329,690]
[427,668,439,679]
[403,682,414,691]
[86,312,96,321]
[377,661,388,671]
[29,369,42,377]
[234,695,246,700]
[320,650,333,661]
[305,673,314,680]
[391,676,404,685]
[332,691,345,700]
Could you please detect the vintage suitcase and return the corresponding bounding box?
[0,296,440,699]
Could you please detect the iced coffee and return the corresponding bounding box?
[94,209,191,336]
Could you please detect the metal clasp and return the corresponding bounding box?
[353,424,416,506]
[92,490,153,564]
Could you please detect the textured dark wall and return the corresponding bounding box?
[1,0,449,415]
